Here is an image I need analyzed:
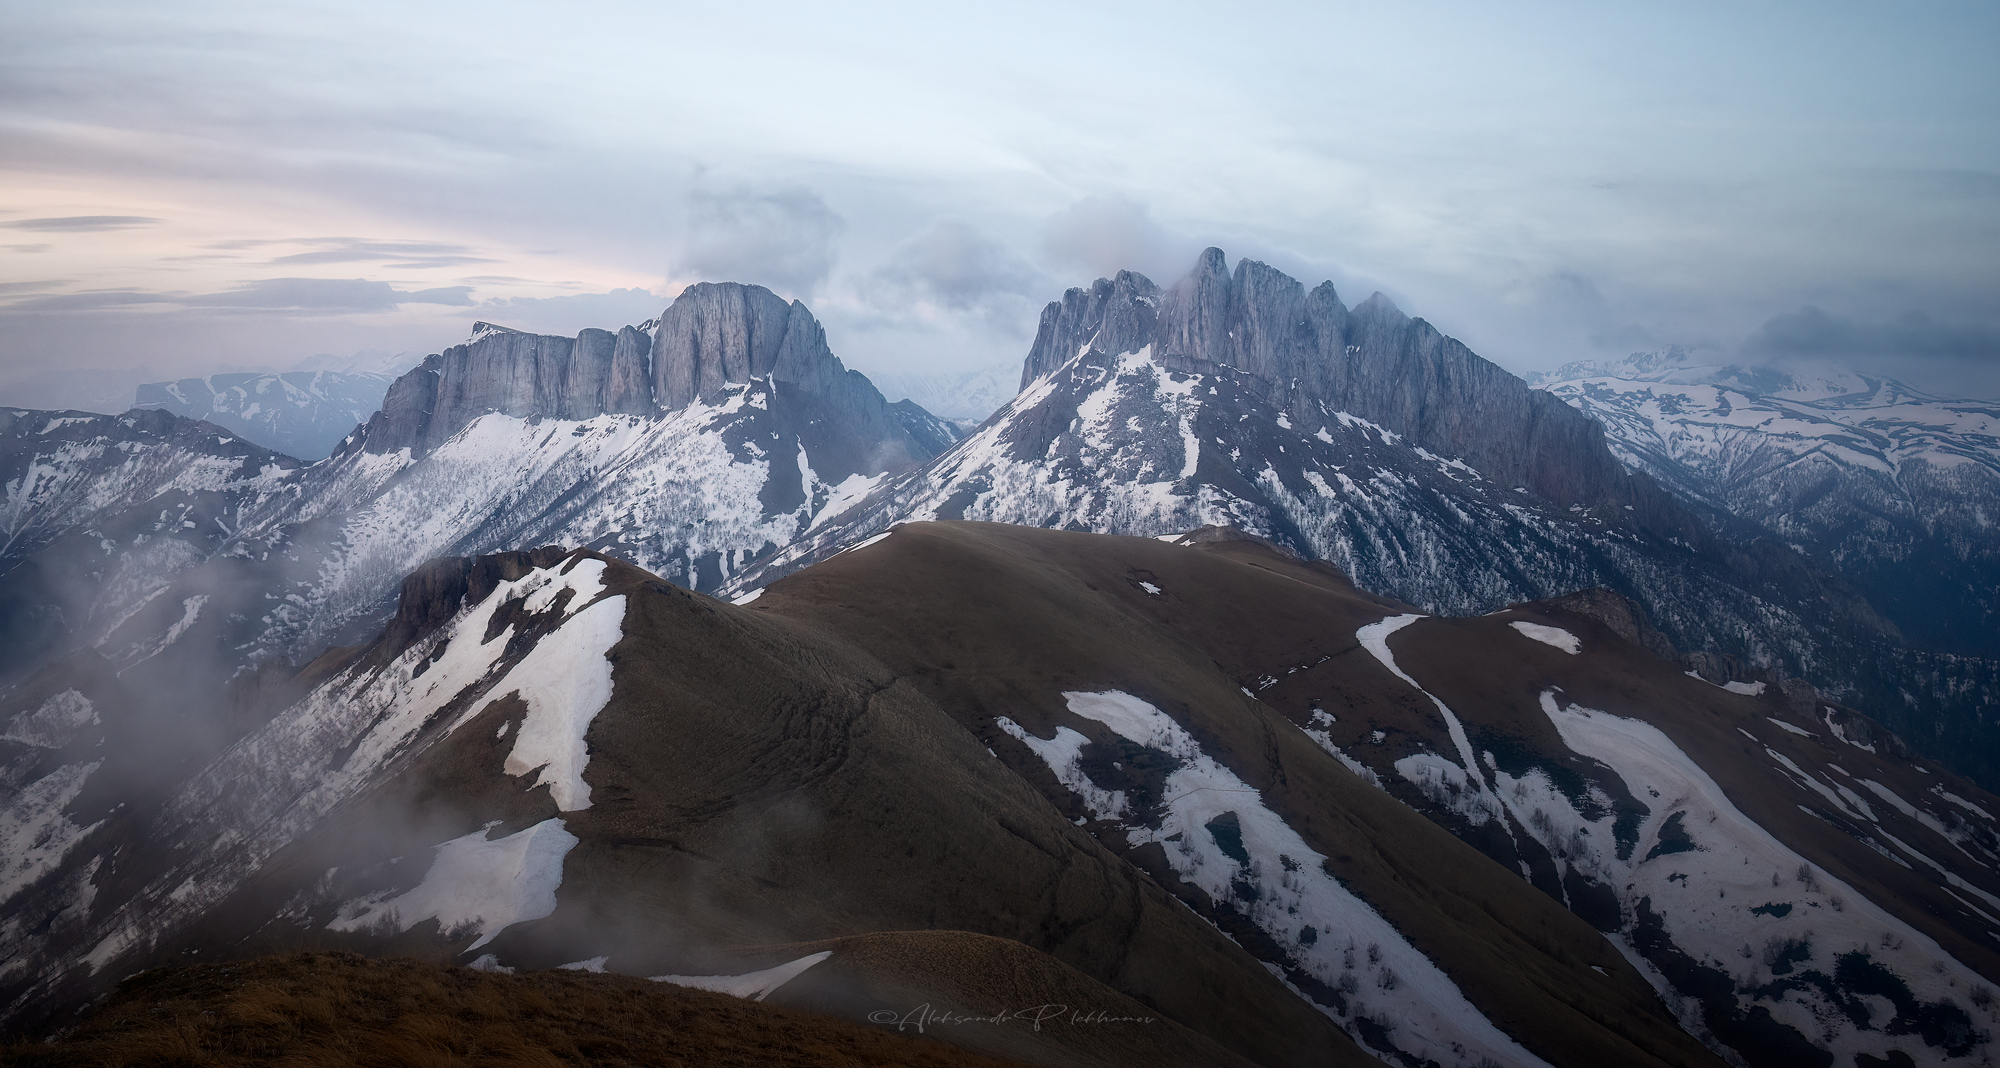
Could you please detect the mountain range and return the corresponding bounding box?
[1530,351,2000,660]
[133,370,398,461]
[4,249,1998,1066]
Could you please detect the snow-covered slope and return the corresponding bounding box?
[134,371,396,460]
[1531,352,2000,658]
[0,408,303,679]
[1316,596,2000,1068]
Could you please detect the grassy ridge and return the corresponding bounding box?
[3,952,1024,1068]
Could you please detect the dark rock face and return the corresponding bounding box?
[1021,248,1702,546]
[379,545,570,655]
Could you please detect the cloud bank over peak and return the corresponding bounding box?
[675,186,845,300]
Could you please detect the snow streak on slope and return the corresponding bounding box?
[1534,692,1991,1064]
[1358,615,1499,826]
[1002,690,1553,1068]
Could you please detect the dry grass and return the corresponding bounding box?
[2,953,1028,1068]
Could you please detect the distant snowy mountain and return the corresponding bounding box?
[1531,350,2000,658]
[867,362,1019,426]
[0,407,303,679]
[134,370,395,460]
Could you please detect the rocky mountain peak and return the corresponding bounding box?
[652,282,843,407]
[1016,248,1701,542]
[1349,290,1406,325]
[466,320,523,342]
[352,282,861,458]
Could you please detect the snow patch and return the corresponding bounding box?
[0,760,104,906]
[328,818,578,950]
[1508,621,1580,654]
[3,690,97,748]
[651,951,832,1001]
[473,577,624,812]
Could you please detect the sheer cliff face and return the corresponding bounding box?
[1020,249,1699,545]
[356,283,879,459]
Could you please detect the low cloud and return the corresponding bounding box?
[188,278,475,311]
[1038,195,1194,283]
[0,216,163,232]
[678,186,844,297]
[1740,306,2000,396]
[267,239,494,269]
[2,278,475,315]
[1744,306,2000,363]
[866,219,1048,327]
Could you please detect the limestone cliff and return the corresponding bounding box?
[352,284,949,470]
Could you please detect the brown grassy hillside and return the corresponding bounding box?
[1,952,1029,1068]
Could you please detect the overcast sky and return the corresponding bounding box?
[2,0,1997,406]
